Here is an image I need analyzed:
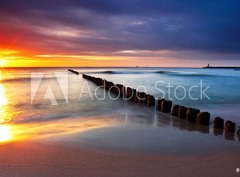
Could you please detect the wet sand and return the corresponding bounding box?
[0,109,239,177]
[0,141,239,177]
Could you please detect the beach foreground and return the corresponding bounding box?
[0,141,239,177]
[0,68,240,177]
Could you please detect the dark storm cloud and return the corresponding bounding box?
[0,0,240,56]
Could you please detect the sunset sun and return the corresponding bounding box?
[0,60,7,67]
[0,125,11,142]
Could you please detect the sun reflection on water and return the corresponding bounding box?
[0,118,114,144]
[0,72,114,143]
[0,83,10,124]
[0,69,2,81]
[0,71,13,143]
[0,84,7,106]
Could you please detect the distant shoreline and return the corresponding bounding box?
[203,66,240,70]
[1,66,202,69]
[2,66,240,70]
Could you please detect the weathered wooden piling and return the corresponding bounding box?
[131,89,137,102]
[116,84,124,97]
[225,120,236,134]
[161,100,172,113]
[142,92,147,103]
[238,127,240,141]
[126,87,133,99]
[146,95,155,107]
[94,78,103,86]
[213,117,224,136]
[178,106,187,119]
[122,86,127,98]
[132,91,138,102]
[105,81,115,91]
[213,117,224,129]
[81,73,240,139]
[109,84,118,94]
[135,91,141,102]
[102,79,107,87]
[196,112,210,126]
[68,69,79,75]
[136,92,142,102]
[186,108,200,122]
[156,99,165,111]
[172,105,180,116]
[137,92,147,103]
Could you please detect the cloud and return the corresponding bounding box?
[0,0,240,65]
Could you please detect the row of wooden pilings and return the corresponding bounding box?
[80,73,239,138]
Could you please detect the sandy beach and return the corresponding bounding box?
[0,140,239,177]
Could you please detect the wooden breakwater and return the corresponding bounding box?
[68,69,79,75]
[80,72,239,140]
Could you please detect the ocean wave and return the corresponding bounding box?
[9,113,77,124]
[86,70,174,75]
[152,70,178,74]
[152,70,217,76]
[1,77,31,82]
[87,70,146,74]
[169,73,216,77]
[9,111,110,124]
[1,77,55,83]
[85,70,216,77]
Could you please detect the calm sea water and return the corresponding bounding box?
[0,67,239,152]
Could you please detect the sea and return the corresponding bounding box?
[0,67,239,153]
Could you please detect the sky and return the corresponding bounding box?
[0,0,240,67]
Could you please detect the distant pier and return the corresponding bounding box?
[203,64,240,69]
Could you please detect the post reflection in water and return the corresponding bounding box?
[0,84,8,106]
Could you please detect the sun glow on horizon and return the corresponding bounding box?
[0,125,12,142]
[0,48,219,67]
[0,60,7,67]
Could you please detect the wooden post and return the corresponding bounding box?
[186,108,200,122]
[196,112,210,126]
[178,106,187,119]
[172,105,180,116]
[161,100,172,113]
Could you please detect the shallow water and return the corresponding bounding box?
[45,104,240,154]
[0,67,239,152]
